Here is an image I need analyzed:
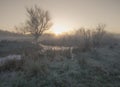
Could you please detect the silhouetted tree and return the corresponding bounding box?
[24,5,52,44]
[92,24,106,47]
[26,6,52,43]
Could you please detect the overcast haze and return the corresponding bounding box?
[0,0,120,33]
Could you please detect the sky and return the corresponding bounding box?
[0,0,120,33]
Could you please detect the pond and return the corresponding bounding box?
[40,44,73,50]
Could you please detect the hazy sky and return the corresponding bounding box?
[0,0,120,33]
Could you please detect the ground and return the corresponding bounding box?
[0,40,120,87]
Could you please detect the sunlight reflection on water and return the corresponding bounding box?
[40,44,73,50]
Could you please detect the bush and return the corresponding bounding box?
[22,49,49,77]
[0,59,23,72]
[41,24,118,52]
[23,58,48,77]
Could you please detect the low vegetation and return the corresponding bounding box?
[42,24,118,49]
[0,25,120,87]
[0,40,37,57]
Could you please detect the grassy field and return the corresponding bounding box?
[0,40,36,57]
[0,28,120,87]
[0,40,120,87]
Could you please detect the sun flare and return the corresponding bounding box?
[52,24,68,35]
[53,30,62,35]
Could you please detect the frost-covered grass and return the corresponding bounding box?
[0,27,120,87]
[0,44,120,87]
[0,40,38,57]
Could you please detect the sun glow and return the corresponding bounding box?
[52,24,69,35]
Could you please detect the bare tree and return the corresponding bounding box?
[92,24,106,47]
[15,23,28,34]
[25,5,52,44]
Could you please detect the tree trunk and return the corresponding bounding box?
[34,35,39,45]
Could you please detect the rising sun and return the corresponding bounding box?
[52,24,68,35]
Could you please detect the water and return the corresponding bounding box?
[40,44,73,50]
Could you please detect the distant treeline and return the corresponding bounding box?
[0,29,24,36]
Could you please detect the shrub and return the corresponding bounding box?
[22,49,49,77]
[0,59,23,72]
[23,58,48,77]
